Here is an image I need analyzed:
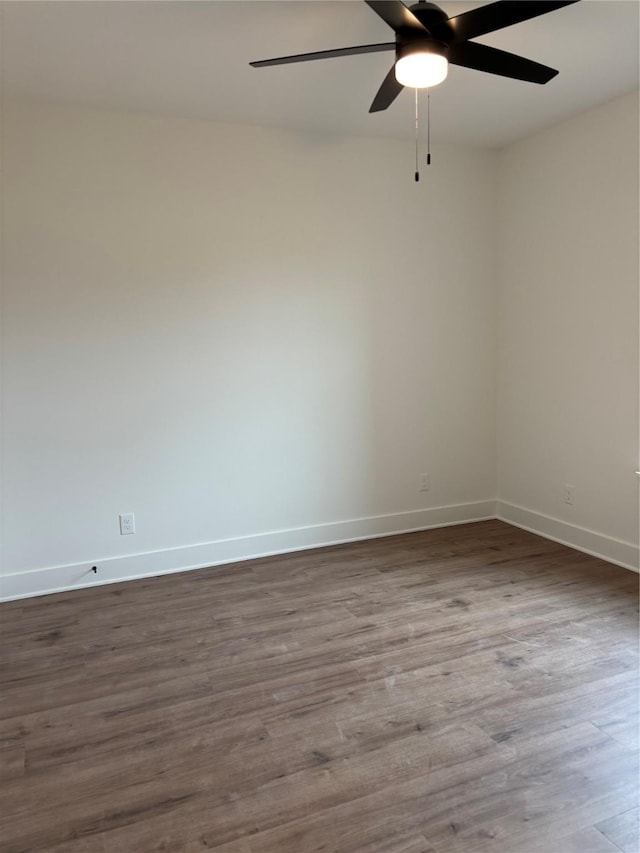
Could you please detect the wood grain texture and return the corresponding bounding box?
[0,520,638,853]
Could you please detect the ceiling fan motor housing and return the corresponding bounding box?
[395,34,448,62]
[408,2,453,37]
[397,3,451,62]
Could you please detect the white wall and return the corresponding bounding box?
[0,99,498,596]
[496,91,639,568]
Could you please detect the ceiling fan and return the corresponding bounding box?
[250,0,580,112]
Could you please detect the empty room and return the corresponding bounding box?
[0,1,638,851]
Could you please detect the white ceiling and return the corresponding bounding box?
[2,0,638,148]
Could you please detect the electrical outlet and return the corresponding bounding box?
[119,513,136,535]
[562,485,575,506]
[419,473,430,492]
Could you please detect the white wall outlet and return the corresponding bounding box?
[419,473,430,492]
[562,485,575,506]
[119,513,136,535]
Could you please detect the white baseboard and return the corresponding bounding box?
[496,501,640,573]
[0,501,497,602]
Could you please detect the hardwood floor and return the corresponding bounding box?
[0,519,638,853]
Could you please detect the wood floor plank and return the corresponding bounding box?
[0,519,637,853]
[232,724,626,853]
[477,824,623,853]
[593,709,640,752]
[43,835,108,853]
[596,807,640,853]
[0,744,25,781]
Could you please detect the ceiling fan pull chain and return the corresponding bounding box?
[427,88,432,165]
[414,87,420,182]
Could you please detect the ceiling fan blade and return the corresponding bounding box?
[439,1,579,44]
[364,0,429,33]
[369,65,404,112]
[250,42,395,67]
[449,41,558,84]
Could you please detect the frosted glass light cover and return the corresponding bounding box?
[395,53,448,88]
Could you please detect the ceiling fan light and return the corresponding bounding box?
[395,52,448,89]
